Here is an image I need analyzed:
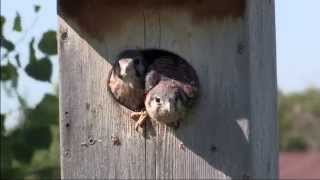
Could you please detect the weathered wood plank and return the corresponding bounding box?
[58,12,147,178]
[246,0,278,178]
[148,10,250,179]
[143,8,161,179]
[142,7,251,179]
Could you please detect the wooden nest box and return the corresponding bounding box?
[58,0,278,179]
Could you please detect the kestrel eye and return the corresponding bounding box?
[155,97,161,103]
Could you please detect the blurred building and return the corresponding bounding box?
[280,152,320,179]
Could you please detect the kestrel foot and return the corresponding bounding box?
[130,111,144,121]
[131,111,148,131]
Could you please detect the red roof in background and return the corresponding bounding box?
[280,152,320,179]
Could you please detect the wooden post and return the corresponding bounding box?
[58,0,277,179]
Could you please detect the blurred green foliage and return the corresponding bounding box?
[13,13,22,32]
[38,31,57,56]
[1,5,59,179]
[279,88,320,151]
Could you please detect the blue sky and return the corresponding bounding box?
[276,0,320,93]
[1,0,320,115]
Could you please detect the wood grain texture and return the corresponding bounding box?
[246,0,278,178]
[59,14,147,178]
[144,9,250,179]
[59,0,277,179]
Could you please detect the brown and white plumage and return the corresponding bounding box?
[133,52,199,130]
[108,50,147,111]
[145,56,199,124]
[108,49,199,131]
[145,80,188,124]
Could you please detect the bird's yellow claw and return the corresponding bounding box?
[131,111,148,131]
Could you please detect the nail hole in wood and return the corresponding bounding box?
[88,137,96,145]
[64,149,71,158]
[210,145,217,152]
[243,174,250,180]
[61,31,68,40]
[237,42,245,55]
[85,103,90,110]
[179,143,185,151]
[111,135,121,146]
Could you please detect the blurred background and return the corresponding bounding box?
[0,0,319,179]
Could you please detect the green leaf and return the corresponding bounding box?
[0,114,5,135]
[0,63,18,81]
[24,126,52,149]
[0,16,5,28]
[34,5,41,13]
[36,94,59,122]
[9,130,35,163]
[11,75,18,89]
[1,16,15,52]
[1,136,14,178]
[38,31,57,55]
[33,166,60,179]
[25,57,52,82]
[11,140,34,164]
[13,13,22,32]
[17,94,28,108]
[15,54,21,67]
[29,38,36,63]
[25,94,59,128]
[0,15,5,37]
[285,136,308,152]
[1,38,15,52]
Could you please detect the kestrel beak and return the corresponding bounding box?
[119,58,134,77]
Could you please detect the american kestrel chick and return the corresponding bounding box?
[145,80,188,124]
[133,53,199,130]
[108,50,147,111]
